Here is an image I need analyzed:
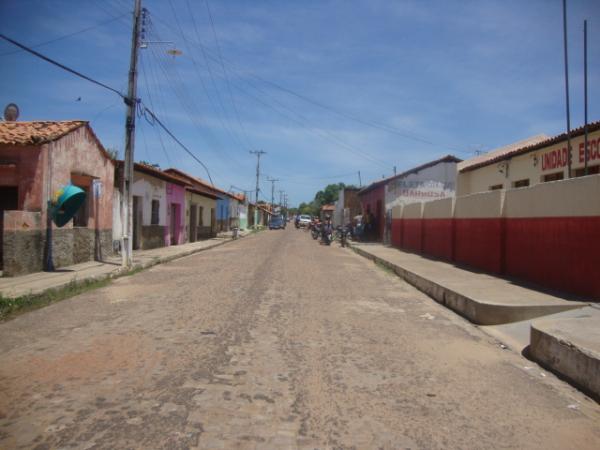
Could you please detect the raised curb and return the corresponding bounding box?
[529,313,600,402]
[2,235,244,300]
[349,243,584,326]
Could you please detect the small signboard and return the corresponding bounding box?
[92,179,103,198]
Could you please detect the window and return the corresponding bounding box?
[151,200,160,225]
[543,172,564,183]
[512,179,530,188]
[489,184,503,191]
[574,165,600,177]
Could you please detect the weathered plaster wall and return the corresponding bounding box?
[0,144,44,211]
[165,183,186,246]
[185,191,217,241]
[132,171,167,227]
[2,126,115,275]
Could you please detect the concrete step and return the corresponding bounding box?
[350,242,588,325]
[529,306,600,401]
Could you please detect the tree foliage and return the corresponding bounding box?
[293,183,358,217]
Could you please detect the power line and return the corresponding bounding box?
[0,13,128,57]
[0,32,214,187]
[142,105,214,185]
[202,0,252,147]
[0,33,125,98]
[148,15,470,152]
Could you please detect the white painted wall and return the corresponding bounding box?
[385,162,457,211]
[132,172,167,226]
[383,161,458,243]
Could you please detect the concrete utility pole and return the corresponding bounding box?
[358,171,362,187]
[278,189,284,207]
[122,0,142,267]
[267,177,279,220]
[250,150,266,227]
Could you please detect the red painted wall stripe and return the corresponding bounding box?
[391,218,403,248]
[422,218,454,261]
[401,218,423,253]
[453,218,504,274]
[505,217,600,298]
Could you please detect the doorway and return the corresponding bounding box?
[189,204,197,243]
[132,196,142,250]
[210,208,216,236]
[0,186,19,271]
[170,203,179,245]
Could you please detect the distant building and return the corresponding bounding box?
[0,121,114,275]
[358,155,461,242]
[333,187,361,227]
[113,162,191,251]
[457,122,600,195]
[320,204,335,220]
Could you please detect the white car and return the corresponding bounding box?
[298,215,312,227]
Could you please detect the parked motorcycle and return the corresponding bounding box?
[336,225,350,247]
[321,224,333,246]
[311,222,321,240]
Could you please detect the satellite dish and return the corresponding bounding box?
[50,184,86,227]
[3,103,19,121]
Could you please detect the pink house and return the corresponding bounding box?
[165,182,186,246]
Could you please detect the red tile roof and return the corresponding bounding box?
[459,120,600,173]
[164,168,240,200]
[116,161,190,187]
[321,204,335,211]
[0,121,87,145]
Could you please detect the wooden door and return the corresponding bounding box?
[189,204,197,243]
[0,186,19,271]
[170,204,178,245]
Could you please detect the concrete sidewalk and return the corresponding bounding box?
[0,232,249,299]
[349,241,599,400]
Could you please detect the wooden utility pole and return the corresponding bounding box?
[122,0,142,267]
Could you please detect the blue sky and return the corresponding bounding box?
[1,0,598,205]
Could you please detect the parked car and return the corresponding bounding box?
[298,214,312,227]
[269,215,285,230]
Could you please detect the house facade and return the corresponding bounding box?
[359,155,461,242]
[457,122,600,195]
[185,188,218,242]
[333,187,361,227]
[113,163,198,251]
[0,121,114,276]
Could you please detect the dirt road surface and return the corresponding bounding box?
[1,228,599,449]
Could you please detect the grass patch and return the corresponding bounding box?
[0,276,112,322]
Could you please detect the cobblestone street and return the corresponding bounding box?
[1,228,599,449]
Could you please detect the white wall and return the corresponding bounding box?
[132,172,167,226]
[385,162,457,211]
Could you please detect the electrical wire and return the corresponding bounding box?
[146,20,248,172]
[148,14,469,152]
[0,32,216,187]
[167,0,248,154]
[139,52,172,166]
[141,104,214,186]
[0,13,128,57]
[202,0,253,147]
[0,33,125,98]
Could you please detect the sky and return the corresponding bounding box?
[1,0,599,206]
